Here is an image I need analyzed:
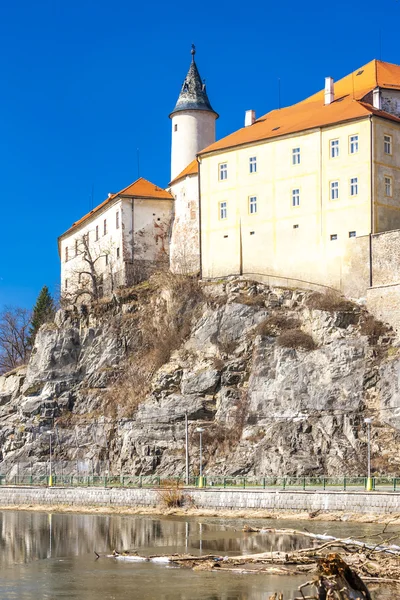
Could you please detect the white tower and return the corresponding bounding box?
[169,45,218,181]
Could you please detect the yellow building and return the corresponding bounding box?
[198,59,400,293]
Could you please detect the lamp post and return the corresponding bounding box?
[364,417,374,492]
[47,431,54,487]
[196,427,205,488]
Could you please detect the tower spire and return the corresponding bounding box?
[191,43,196,62]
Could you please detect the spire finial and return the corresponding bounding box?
[191,44,196,61]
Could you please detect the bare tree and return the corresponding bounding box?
[0,307,31,374]
[62,234,118,306]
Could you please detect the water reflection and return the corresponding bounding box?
[0,511,394,599]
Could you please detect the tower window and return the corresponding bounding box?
[292,189,300,207]
[174,124,178,132]
[219,163,228,181]
[349,231,356,238]
[292,147,301,165]
[219,201,227,219]
[330,181,339,200]
[293,224,299,229]
[249,196,257,214]
[249,156,257,173]
[330,139,339,158]
[384,135,392,155]
[330,234,338,241]
[350,177,358,196]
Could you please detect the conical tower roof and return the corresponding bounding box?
[170,45,218,118]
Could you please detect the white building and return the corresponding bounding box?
[58,178,173,301]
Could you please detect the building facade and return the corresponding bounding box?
[198,59,400,296]
[58,178,173,301]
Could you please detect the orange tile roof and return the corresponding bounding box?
[199,60,400,156]
[169,158,199,186]
[60,177,173,238]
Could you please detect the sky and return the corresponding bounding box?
[0,0,399,309]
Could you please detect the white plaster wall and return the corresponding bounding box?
[60,199,124,296]
[171,110,216,181]
[170,174,200,273]
[121,198,173,264]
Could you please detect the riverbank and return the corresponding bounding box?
[2,502,400,524]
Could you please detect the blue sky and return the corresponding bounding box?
[0,0,399,309]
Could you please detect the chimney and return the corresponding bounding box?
[324,77,334,105]
[373,87,381,110]
[245,110,256,127]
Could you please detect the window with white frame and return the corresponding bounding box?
[249,196,257,214]
[292,189,300,207]
[292,147,301,165]
[249,156,257,173]
[330,181,339,200]
[385,176,393,196]
[349,135,359,154]
[384,135,392,155]
[330,139,339,158]
[219,201,227,219]
[219,163,228,180]
[350,177,358,196]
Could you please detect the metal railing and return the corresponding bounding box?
[1,473,400,491]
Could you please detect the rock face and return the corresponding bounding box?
[0,278,399,480]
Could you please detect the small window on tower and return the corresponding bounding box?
[174,124,178,132]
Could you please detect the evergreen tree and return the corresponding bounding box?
[29,286,55,345]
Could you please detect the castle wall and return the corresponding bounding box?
[169,175,200,274]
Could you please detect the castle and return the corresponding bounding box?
[58,50,400,329]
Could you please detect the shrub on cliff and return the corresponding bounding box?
[256,315,300,337]
[306,290,355,312]
[277,329,316,350]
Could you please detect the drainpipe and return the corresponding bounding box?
[197,157,202,278]
[131,198,135,271]
[369,116,374,288]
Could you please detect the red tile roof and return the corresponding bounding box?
[60,177,173,238]
[199,60,400,156]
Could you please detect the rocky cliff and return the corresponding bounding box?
[1,276,400,480]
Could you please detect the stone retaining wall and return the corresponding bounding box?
[1,486,400,514]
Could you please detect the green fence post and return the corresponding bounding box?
[303,477,306,491]
[263,477,266,489]
[243,478,246,489]
[283,478,286,490]
[394,478,397,492]
[343,477,346,491]
[223,477,226,489]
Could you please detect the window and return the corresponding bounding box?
[116,211,120,229]
[349,135,359,154]
[349,231,356,238]
[249,156,257,173]
[330,139,339,158]
[96,225,99,241]
[350,177,358,196]
[249,196,257,214]
[292,147,301,165]
[384,135,392,155]
[292,189,300,207]
[293,224,299,229]
[219,201,227,219]
[75,239,78,256]
[330,181,339,200]
[65,247,69,262]
[250,231,255,235]
[330,234,338,241]
[174,124,178,132]
[117,247,120,259]
[385,176,393,197]
[65,278,68,290]
[105,254,108,266]
[103,219,107,235]
[219,163,228,180]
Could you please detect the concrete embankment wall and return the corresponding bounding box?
[1,487,400,514]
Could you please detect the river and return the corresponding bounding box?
[0,511,396,599]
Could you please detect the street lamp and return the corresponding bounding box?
[196,427,205,487]
[364,417,374,492]
[47,431,54,487]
